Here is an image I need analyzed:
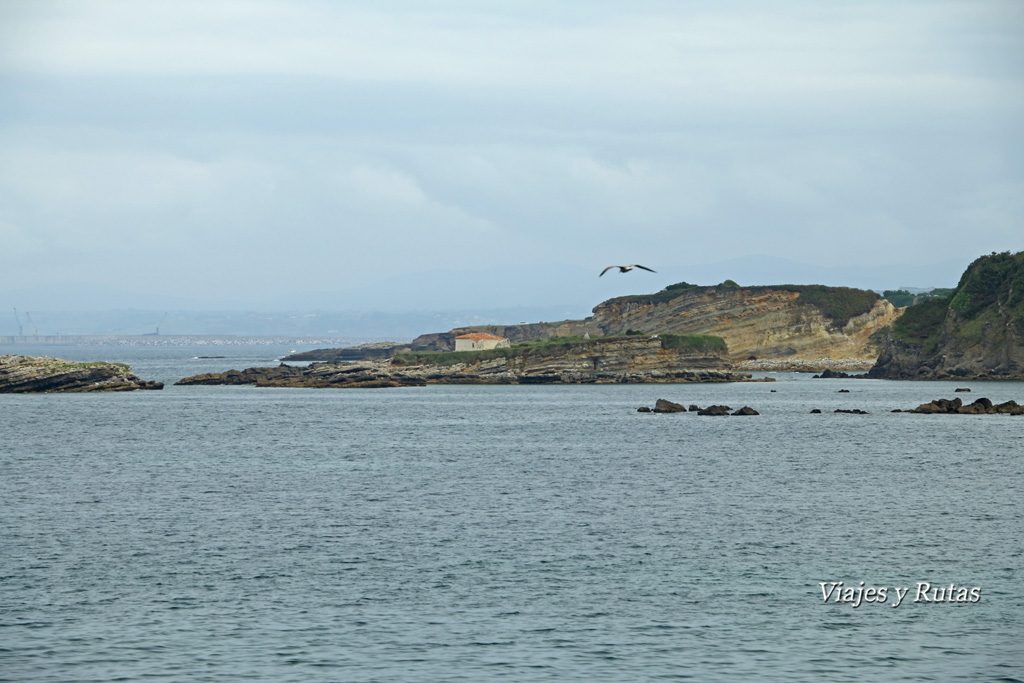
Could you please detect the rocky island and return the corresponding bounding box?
[0,355,164,392]
[177,334,764,388]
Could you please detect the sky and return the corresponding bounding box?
[1,0,1022,315]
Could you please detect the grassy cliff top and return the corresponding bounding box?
[606,281,880,327]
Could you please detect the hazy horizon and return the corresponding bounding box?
[1,252,978,337]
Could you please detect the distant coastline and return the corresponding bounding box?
[0,334,390,347]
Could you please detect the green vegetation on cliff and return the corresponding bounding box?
[746,285,879,326]
[659,334,728,353]
[890,251,1024,349]
[949,251,1024,320]
[871,251,1024,379]
[890,296,950,353]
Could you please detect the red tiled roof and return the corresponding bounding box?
[455,333,507,341]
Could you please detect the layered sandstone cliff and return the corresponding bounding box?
[589,286,898,367]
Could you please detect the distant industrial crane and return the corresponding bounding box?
[12,308,23,336]
[24,311,39,337]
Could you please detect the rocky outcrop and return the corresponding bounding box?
[176,361,753,388]
[0,355,163,393]
[903,397,1024,415]
[177,336,765,388]
[284,341,412,362]
[697,405,732,416]
[812,369,861,379]
[869,252,1024,380]
[653,398,686,413]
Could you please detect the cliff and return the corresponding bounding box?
[426,283,897,369]
[0,355,164,392]
[179,335,760,388]
[868,251,1024,379]
[287,282,897,370]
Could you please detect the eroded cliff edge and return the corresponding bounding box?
[0,355,164,392]
[868,251,1024,380]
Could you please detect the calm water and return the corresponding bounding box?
[2,345,1022,682]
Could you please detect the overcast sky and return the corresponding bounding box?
[1,0,1021,312]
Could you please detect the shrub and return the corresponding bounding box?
[891,296,949,352]
[747,285,879,326]
[659,334,727,353]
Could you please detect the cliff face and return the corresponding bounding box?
[589,287,897,363]
[0,355,163,392]
[437,285,897,367]
[869,252,1024,379]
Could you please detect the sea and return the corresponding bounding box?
[1,344,1022,682]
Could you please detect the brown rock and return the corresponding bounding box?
[653,398,686,413]
[697,405,731,416]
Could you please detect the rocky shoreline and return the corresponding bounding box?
[0,355,163,393]
[732,358,874,373]
[175,360,764,388]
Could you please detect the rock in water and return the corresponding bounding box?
[0,355,163,393]
[697,405,731,416]
[732,406,759,416]
[653,399,686,413]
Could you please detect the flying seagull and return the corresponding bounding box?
[600,264,656,277]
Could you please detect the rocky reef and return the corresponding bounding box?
[868,251,1024,380]
[178,335,763,388]
[0,355,163,393]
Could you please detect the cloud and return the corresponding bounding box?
[0,1,1021,308]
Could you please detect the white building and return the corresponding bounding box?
[454,332,511,351]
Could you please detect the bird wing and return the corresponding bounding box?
[599,266,617,277]
[633,265,656,272]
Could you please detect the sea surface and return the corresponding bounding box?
[2,344,1022,682]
